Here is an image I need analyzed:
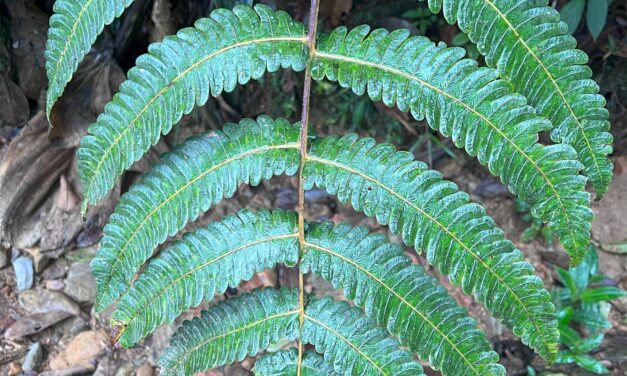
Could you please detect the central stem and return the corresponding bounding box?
[297,0,320,374]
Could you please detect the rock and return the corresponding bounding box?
[0,244,8,268]
[23,247,50,273]
[0,313,14,332]
[6,289,83,339]
[115,363,135,376]
[39,365,95,376]
[93,360,116,376]
[49,330,108,370]
[146,323,176,364]
[64,262,96,304]
[4,312,71,340]
[13,256,33,291]
[42,258,69,280]
[19,288,82,316]
[8,361,21,376]
[64,246,98,263]
[45,279,65,291]
[223,365,249,376]
[592,171,627,251]
[475,178,509,199]
[22,342,45,372]
[75,228,102,248]
[57,316,88,337]
[136,363,154,376]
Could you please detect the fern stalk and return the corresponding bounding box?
[296,2,321,374]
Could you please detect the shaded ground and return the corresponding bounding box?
[1,0,626,375]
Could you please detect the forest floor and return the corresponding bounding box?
[1,0,626,375]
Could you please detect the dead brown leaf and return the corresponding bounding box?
[0,75,29,128]
[0,112,79,250]
[55,175,79,213]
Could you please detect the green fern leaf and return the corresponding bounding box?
[311,25,592,265]
[252,349,338,376]
[45,0,135,117]
[76,4,307,209]
[94,116,560,362]
[159,288,300,376]
[91,117,300,312]
[424,0,613,197]
[112,206,504,374]
[303,134,559,362]
[302,221,505,376]
[113,209,299,347]
[75,4,592,264]
[303,296,425,375]
[161,288,423,375]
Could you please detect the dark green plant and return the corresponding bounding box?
[450,31,479,60]
[515,199,555,245]
[44,0,615,375]
[550,247,626,374]
[402,4,444,34]
[560,0,613,41]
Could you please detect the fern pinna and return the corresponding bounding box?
[44,1,613,375]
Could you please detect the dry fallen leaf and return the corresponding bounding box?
[0,75,29,128]
[0,112,77,250]
[55,175,79,212]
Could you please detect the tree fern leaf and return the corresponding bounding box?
[45,0,135,117]
[91,117,300,312]
[303,134,559,362]
[113,209,299,347]
[159,288,299,376]
[75,4,592,265]
[76,4,307,209]
[302,221,505,376]
[303,296,425,375]
[252,349,338,376]
[424,0,613,197]
[311,25,592,265]
[113,206,503,373]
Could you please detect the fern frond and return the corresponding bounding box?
[252,349,337,376]
[91,117,300,312]
[75,4,593,264]
[302,221,504,376]
[94,115,560,362]
[113,209,299,347]
[425,0,613,197]
[303,296,425,375]
[76,4,307,208]
[45,0,135,117]
[303,134,559,362]
[311,25,592,265]
[113,206,503,374]
[159,288,299,376]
